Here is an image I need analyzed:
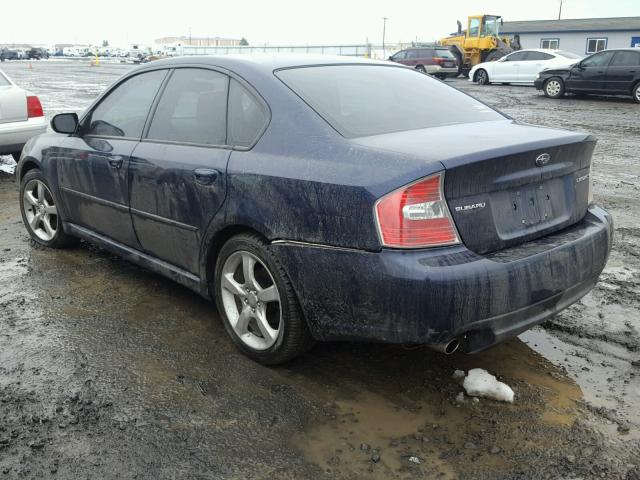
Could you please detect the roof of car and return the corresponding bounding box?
[138,54,392,72]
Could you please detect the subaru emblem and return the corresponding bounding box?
[535,153,551,167]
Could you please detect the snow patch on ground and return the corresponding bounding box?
[461,368,514,403]
[0,156,17,175]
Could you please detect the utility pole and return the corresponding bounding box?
[558,0,564,20]
[382,17,388,54]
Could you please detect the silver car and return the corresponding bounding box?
[0,69,47,161]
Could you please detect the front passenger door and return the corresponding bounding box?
[568,51,615,91]
[58,69,167,247]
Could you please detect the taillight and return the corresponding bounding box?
[375,172,460,248]
[432,57,443,65]
[26,96,44,118]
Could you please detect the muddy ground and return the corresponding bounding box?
[0,60,638,479]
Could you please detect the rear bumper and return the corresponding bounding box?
[0,117,47,154]
[272,205,613,351]
[430,65,458,75]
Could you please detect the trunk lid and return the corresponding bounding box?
[352,120,594,254]
[0,85,28,124]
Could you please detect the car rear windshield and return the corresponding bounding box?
[276,65,503,138]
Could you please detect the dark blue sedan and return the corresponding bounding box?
[16,56,613,364]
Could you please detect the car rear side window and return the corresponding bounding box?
[147,68,229,146]
[276,65,504,138]
[85,70,167,138]
[504,52,527,61]
[610,51,640,66]
[525,52,554,61]
[408,50,429,59]
[227,79,268,148]
[434,49,454,58]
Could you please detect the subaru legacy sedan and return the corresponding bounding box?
[17,56,612,364]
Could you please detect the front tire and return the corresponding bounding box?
[544,77,565,99]
[214,233,314,365]
[475,69,489,85]
[19,169,78,248]
[633,82,640,104]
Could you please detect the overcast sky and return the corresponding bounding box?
[2,0,638,46]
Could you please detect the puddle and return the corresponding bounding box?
[296,337,586,479]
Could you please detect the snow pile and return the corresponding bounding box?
[0,156,17,175]
[462,368,514,403]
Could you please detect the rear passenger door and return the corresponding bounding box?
[605,50,640,93]
[128,68,268,275]
[518,51,554,83]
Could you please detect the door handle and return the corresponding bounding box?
[194,168,220,185]
[107,156,123,169]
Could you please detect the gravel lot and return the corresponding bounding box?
[0,60,639,479]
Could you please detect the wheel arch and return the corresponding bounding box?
[201,223,269,298]
[17,157,42,182]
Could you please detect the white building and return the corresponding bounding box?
[502,17,640,56]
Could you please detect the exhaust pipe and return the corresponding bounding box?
[428,338,460,355]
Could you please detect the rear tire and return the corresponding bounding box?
[214,233,314,365]
[543,77,565,99]
[19,169,79,249]
[633,82,640,104]
[475,69,489,85]
[415,65,426,74]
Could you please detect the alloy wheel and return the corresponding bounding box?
[220,251,282,350]
[635,86,640,103]
[546,80,561,97]
[477,70,487,85]
[22,179,58,242]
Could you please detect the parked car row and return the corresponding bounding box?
[467,47,640,104]
[1,47,50,61]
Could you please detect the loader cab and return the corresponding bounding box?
[467,15,502,40]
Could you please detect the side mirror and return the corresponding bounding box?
[51,113,79,134]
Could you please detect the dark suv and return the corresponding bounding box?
[26,48,49,60]
[389,47,458,79]
[535,48,640,103]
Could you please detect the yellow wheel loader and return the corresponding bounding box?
[439,15,521,77]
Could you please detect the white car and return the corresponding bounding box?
[0,70,47,161]
[469,49,583,85]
